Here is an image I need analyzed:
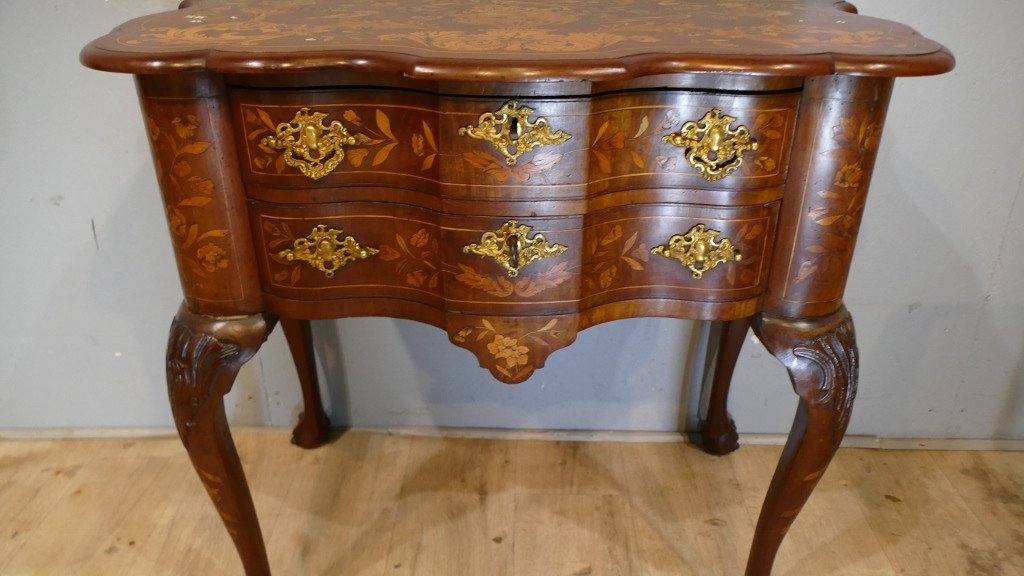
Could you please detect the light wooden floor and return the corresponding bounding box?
[1,430,1022,576]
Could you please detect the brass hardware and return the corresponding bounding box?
[463,220,568,277]
[651,224,741,279]
[663,109,758,181]
[459,100,571,165]
[261,108,370,180]
[279,224,378,277]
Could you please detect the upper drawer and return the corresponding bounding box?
[230,88,798,200]
[230,88,441,191]
[585,91,799,197]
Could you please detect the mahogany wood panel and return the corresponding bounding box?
[137,74,263,316]
[763,75,894,317]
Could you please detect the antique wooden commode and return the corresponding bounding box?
[82,1,952,574]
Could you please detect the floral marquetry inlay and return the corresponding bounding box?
[453,261,572,298]
[148,114,232,279]
[793,112,883,286]
[585,225,650,291]
[448,316,575,383]
[378,228,441,290]
[90,0,949,78]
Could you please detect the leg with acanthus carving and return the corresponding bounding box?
[280,318,331,448]
[166,304,275,576]
[700,317,749,455]
[744,307,858,576]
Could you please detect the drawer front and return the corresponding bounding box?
[444,92,798,200]
[232,88,797,202]
[252,200,776,310]
[232,89,441,191]
[441,214,582,315]
[438,97,588,200]
[586,92,799,196]
[251,201,582,314]
[251,202,445,305]
[581,203,779,306]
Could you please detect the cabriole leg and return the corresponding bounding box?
[700,317,749,455]
[166,304,275,576]
[744,307,858,576]
[280,318,331,448]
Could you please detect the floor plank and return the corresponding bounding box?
[385,437,515,576]
[1,430,1023,576]
[838,449,1012,576]
[929,451,1024,575]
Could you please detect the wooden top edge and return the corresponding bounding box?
[80,45,956,80]
[81,0,955,79]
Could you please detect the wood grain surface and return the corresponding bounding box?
[2,430,1021,576]
[80,0,954,79]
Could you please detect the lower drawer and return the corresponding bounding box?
[251,202,445,305]
[249,200,777,312]
[581,203,778,307]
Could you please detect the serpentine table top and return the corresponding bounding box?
[83,0,952,78]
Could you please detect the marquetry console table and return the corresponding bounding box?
[82,1,952,574]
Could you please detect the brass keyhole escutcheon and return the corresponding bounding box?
[459,100,571,165]
[261,108,370,180]
[463,220,568,277]
[651,224,741,279]
[279,224,378,277]
[664,109,758,181]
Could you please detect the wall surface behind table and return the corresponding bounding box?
[0,0,1020,439]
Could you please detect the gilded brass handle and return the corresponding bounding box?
[279,224,378,277]
[459,100,572,165]
[663,109,758,181]
[651,224,741,279]
[463,220,568,277]
[261,108,369,180]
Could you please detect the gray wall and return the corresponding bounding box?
[1,1,1021,439]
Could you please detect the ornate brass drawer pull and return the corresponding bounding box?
[463,220,568,277]
[664,109,758,181]
[459,100,572,166]
[261,108,370,180]
[279,224,378,278]
[651,224,741,279]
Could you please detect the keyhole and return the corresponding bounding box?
[507,234,520,261]
[506,234,521,275]
[508,118,520,141]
